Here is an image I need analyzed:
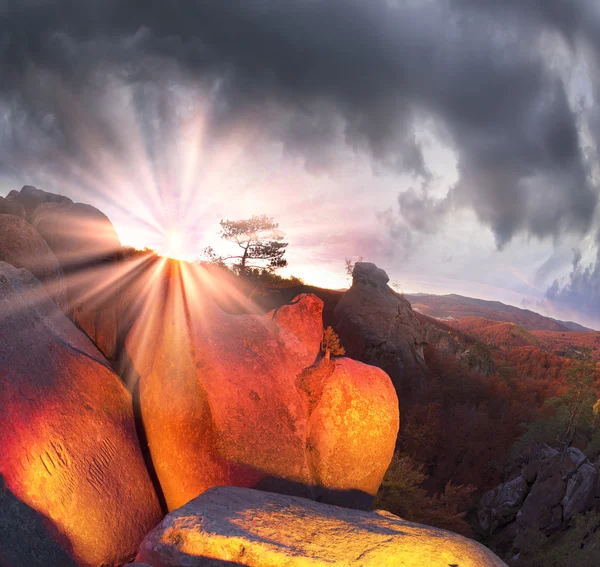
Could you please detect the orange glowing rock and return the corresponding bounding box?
[125,265,398,511]
[0,262,162,567]
[135,486,507,567]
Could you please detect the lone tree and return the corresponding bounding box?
[205,215,288,278]
[322,326,346,361]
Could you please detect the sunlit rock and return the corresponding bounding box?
[298,357,399,501]
[125,264,398,511]
[30,199,123,360]
[0,262,162,567]
[136,486,507,567]
[0,214,67,310]
[333,262,428,395]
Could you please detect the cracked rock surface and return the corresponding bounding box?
[333,262,428,394]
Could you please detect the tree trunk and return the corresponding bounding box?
[239,247,249,278]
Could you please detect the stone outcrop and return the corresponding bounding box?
[6,185,73,220]
[422,321,465,359]
[476,445,599,554]
[126,263,399,511]
[0,262,161,566]
[31,201,121,267]
[135,486,507,567]
[30,197,123,360]
[332,262,428,394]
[460,345,495,377]
[0,195,26,218]
[0,214,67,310]
[422,321,495,377]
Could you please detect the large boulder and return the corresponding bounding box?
[6,185,73,219]
[31,199,123,360]
[136,486,507,567]
[31,201,121,267]
[0,214,67,310]
[477,475,529,536]
[333,262,428,395]
[0,262,162,566]
[125,263,399,511]
[0,195,26,218]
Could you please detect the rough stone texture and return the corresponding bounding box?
[459,346,495,377]
[422,322,465,359]
[562,463,598,522]
[298,357,400,500]
[517,474,566,532]
[0,214,67,310]
[477,476,528,536]
[136,487,507,567]
[0,262,161,567]
[333,262,428,394]
[31,199,123,360]
[0,195,26,218]
[6,185,73,219]
[476,444,599,553]
[126,264,399,512]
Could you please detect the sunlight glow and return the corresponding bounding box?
[166,231,185,261]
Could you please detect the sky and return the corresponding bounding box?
[1,1,600,328]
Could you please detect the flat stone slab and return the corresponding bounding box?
[137,486,506,566]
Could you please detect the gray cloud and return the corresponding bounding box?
[545,245,600,326]
[0,0,598,249]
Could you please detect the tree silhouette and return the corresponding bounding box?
[204,215,288,278]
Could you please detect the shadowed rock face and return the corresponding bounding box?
[333,262,428,396]
[0,214,67,311]
[477,445,599,556]
[0,196,26,218]
[136,486,507,567]
[29,198,123,360]
[6,185,73,220]
[125,264,398,511]
[0,262,161,567]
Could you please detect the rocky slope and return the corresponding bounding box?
[476,445,599,559]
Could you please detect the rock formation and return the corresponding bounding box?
[6,185,73,220]
[135,486,507,567]
[476,444,599,555]
[422,321,465,359]
[31,201,121,267]
[333,262,428,394]
[29,197,123,360]
[0,214,67,310]
[0,262,161,567]
[0,195,26,218]
[125,263,399,511]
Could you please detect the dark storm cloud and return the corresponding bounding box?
[545,243,600,326]
[0,0,598,246]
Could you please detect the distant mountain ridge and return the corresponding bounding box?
[405,293,595,333]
